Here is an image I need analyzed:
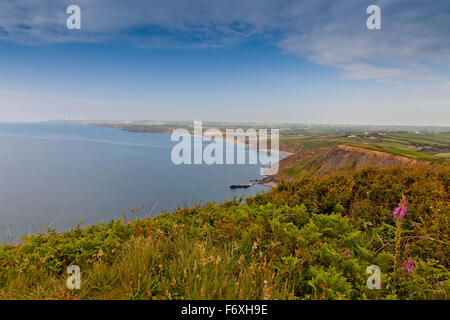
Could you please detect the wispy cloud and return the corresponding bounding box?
[1,0,450,82]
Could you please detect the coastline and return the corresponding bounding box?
[85,122,294,187]
[1,122,279,244]
[75,121,292,154]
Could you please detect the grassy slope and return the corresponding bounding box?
[1,166,448,300]
[279,132,450,161]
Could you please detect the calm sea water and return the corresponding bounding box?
[0,123,266,242]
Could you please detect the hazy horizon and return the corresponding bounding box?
[1,119,449,129]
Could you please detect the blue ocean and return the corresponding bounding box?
[0,123,266,242]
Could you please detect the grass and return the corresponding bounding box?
[1,122,448,300]
[387,148,437,160]
[0,166,448,300]
[77,236,291,300]
[279,132,450,161]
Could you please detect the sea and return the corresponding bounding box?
[0,122,267,243]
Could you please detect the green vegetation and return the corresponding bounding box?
[279,132,450,161]
[1,166,448,299]
[62,120,450,161]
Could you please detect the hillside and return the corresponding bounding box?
[0,165,448,300]
[268,144,424,182]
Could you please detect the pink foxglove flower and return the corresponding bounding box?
[393,196,407,220]
[400,197,407,219]
[393,206,400,219]
[407,260,416,274]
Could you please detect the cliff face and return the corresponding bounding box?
[310,144,420,174]
[270,144,423,181]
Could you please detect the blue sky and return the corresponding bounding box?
[0,0,449,125]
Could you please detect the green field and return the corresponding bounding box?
[61,120,450,162]
[279,132,450,161]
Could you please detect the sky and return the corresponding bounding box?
[0,0,449,125]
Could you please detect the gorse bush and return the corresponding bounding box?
[0,165,448,299]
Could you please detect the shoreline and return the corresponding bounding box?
[88,122,294,187]
[89,122,293,156]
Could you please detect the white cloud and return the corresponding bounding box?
[1,1,450,82]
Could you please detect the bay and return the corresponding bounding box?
[0,122,266,242]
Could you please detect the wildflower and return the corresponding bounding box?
[400,197,407,219]
[393,206,400,219]
[341,248,351,259]
[344,249,350,258]
[393,196,407,220]
[402,259,416,274]
[407,260,416,274]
